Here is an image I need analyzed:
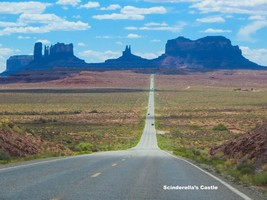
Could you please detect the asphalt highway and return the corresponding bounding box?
[0,75,253,200]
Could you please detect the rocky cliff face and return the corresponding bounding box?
[157,36,261,70]
[44,43,74,59]
[29,42,86,69]
[210,124,267,166]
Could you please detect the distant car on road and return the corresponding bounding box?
[152,123,154,126]
[148,113,150,115]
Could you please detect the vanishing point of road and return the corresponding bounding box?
[0,75,254,200]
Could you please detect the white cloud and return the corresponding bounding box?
[101,4,121,11]
[0,2,51,14]
[0,21,22,27]
[0,26,44,35]
[202,28,232,33]
[240,46,267,66]
[249,15,266,20]
[127,34,142,38]
[46,20,90,31]
[145,0,198,2]
[137,51,164,59]
[56,0,81,6]
[146,0,267,16]
[0,21,90,35]
[96,35,114,39]
[18,36,31,39]
[125,21,186,32]
[78,50,121,63]
[36,39,50,45]
[196,16,225,23]
[19,13,62,24]
[145,22,168,26]
[116,41,123,45]
[151,39,161,42]
[80,1,100,9]
[0,47,13,72]
[78,42,85,46]
[0,13,90,35]
[125,26,138,30]
[73,15,82,19]
[191,0,267,15]
[93,13,144,20]
[0,47,13,57]
[237,20,267,41]
[93,6,166,20]
[121,6,166,15]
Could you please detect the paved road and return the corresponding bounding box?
[0,75,252,200]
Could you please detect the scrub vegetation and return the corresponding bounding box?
[155,70,267,193]
[0,72,150,162]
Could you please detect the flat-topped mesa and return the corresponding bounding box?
[165,36,235,56]
[159,36,261,70]
[6,55,33,72]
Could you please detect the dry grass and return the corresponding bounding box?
[0,71,150,155]
[155,70,267,191]
[0,71,150,89]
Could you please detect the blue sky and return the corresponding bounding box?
[0,0,267,72]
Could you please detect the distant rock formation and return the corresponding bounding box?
[34,42,43,61]
[156,36,262,70]
[105,45,152,68]
[29,42,86,69]
[5,42,86,74]
[6,55,33,73]
[43,43,74,59]
[2,36,266,78]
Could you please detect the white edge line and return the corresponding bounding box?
[0,150,129,172]
[0,154,89,172]
[163,150,252,200]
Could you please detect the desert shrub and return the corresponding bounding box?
[237,162,255,175]
[75,142,93,152]
[90,110,98,113]
[192,149,201,156]
[213,124,228,131]
[228,169,241,180]
[39,117,47,124]
[239,166,254,175]
[174,147,194,159]
[253,172,267,186]
[0,151,11,163]
[35,118,57,124]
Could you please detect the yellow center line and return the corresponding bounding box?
[91,172,101,178]
[122,158,126,161]
[51,198,60,200]
[112,163,117,167]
